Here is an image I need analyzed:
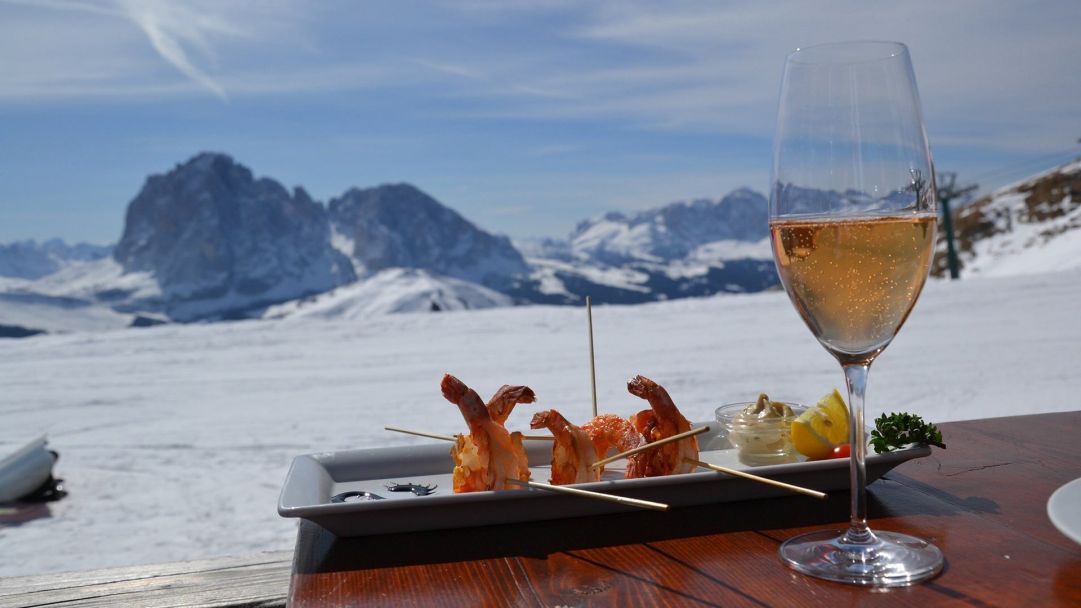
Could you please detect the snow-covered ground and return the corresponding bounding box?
[956,158,1081,278]
[1,269,1079,576]
[263,268,512,319]
[0,292,135,334]
[963,191,1081,277]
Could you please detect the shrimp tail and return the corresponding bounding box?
[441,373,469,403]
[442,373,490,428]
[627,374,656,399]
[488,384,537,424]
[628,375,686,426]
[529,410,572,436]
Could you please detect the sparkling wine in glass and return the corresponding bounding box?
[769,41,944,586]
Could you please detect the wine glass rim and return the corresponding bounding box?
[786,40,909,66]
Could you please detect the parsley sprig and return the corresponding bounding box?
[870,412,945,454]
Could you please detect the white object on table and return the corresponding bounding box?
[0,436,56,502]
[1047,476,1081,546]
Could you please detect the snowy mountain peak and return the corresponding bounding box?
[328,183,529,290]
[113,152,355,320]
[568,189,768,264]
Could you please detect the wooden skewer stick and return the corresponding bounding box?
[384,426,456,442]
[586,295,598,419]
[591,426,710,469]
[506,478,669,511]
[384,426,554,442]
[683,458,827,500]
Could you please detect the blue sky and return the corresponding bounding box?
[2,0,1079,244]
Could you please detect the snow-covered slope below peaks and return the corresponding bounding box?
[937,158,1081,278]
[686,238,772,264]
[0,257,158,335]
[962,190,1081,277]
[263,268,512,320]
[0,292,135,334]
[12,257,160,303]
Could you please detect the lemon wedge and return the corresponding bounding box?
[791,389,850,459]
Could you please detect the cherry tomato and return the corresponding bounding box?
[829,444,851,459]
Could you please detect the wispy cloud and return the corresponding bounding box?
[1,0,1078,155]
[0,0,306,101]
[115,0,240,100]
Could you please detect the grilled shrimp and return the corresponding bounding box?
[486,385,537,426]
[581,413,647,478]
[441,374,530,492]
[627,375,699,476]
[529,410,599,485]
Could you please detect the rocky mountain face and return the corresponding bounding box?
[933,159,1081,277]
[328,184,529,290]
[0,239,111,280]
[114,153,355,319]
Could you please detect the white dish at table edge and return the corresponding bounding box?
[1047,476,1081,546]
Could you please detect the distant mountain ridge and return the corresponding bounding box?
[0,239,111,280]
[1,151,785,333]
[7,152,1081,337]
[566,188,768,264]
[513,188,776,304]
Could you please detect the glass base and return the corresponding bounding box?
[779,529,943,587]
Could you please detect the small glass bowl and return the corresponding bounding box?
[715,401,805,466]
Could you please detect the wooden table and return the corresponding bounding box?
[288,412,1081,607]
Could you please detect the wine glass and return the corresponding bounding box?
[769,41,943,586]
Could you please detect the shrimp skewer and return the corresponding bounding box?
[627,375,699,476]
[441,374,530,492]
[529,410,599,485]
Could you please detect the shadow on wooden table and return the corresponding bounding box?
[295,476,971,574]
[0,502,53,528]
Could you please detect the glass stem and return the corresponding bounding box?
[842,363,874,545]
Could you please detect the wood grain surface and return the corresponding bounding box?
[0,552,291,608]
[289,411,1081,607]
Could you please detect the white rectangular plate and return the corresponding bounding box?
[278,423,929,537]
